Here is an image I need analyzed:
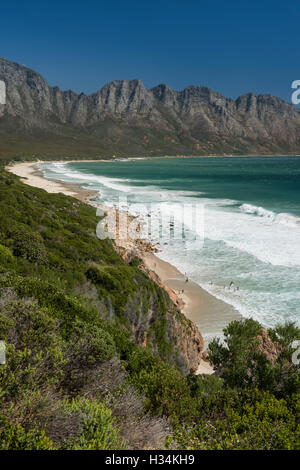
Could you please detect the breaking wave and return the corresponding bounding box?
[240,203,300,227]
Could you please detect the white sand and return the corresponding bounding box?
[6,162,78,196]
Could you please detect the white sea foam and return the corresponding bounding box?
[240,203,275,220]
[40,163,203,198]
[240,203,300,227]
[206,207,300,267]
[275,212,300,227]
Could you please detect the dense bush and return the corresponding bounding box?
[173,390,300,450]
[0,414,55,450]
[0,300,65,401]
[11,226,48,264]
[208,318,300,397]
[63,398,125,450]
[68,320,116,366]
[0,244,14,267]
[86,265,122,291]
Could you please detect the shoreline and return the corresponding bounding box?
[6,160,241,374]
[5,153,300,170]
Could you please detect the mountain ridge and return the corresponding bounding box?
[1,57,300,159]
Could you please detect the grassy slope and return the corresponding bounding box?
[1,114,300,162]
[0,170,299,450]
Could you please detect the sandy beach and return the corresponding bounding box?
[6,160,241,375]
[144,253,241,345]
[5,161,98,202]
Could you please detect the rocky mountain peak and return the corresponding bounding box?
[1,57,300,156]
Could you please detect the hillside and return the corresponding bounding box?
[0,169,299,450]
[1,57,300,160]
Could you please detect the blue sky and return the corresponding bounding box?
[1,0,299,101]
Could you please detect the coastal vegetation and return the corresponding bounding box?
[0,168,299,450]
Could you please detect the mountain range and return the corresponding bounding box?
[1,57,300,159]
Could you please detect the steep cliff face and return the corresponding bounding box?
[1,57,300,157]
[124,291,203,375]
[90,282,203,375]
[0,58,53,124]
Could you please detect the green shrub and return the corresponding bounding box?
[11,226,47,264]
[0,300,65,400]
[187,373,224,398]
[0,244,14,266]
[63,398,125,450]
[208,318,300,396]
[173,390,300,450]
[0,275,102,338]
[68,320,116,366]
[0,414,55,450]
[86,265,121,291]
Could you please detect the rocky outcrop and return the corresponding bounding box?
[166,309,204,374]
[78,272,203,375]
[112,242,203,374]
[1,57,300,156]
[80,254,203,374]
[123,289,203,375]
[256,327,282,364]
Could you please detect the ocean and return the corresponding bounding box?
[40,156,300,337]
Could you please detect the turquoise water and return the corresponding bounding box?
[40,156,300,333]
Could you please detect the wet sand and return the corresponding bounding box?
[144,253,241,347]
